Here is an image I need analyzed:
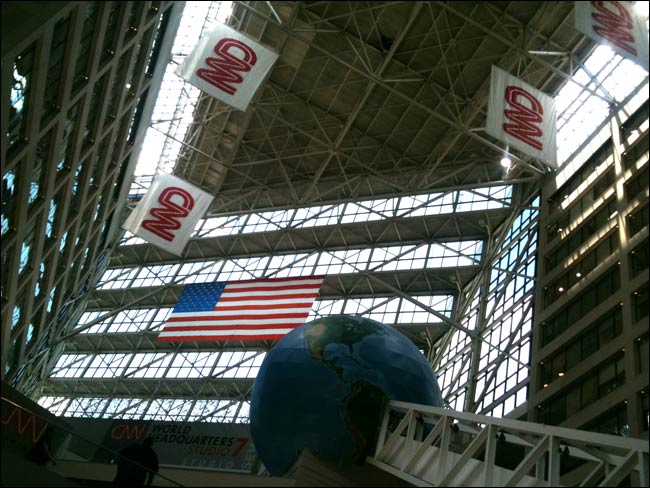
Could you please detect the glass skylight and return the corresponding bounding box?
[120,186,512,245]
[98,240,483,290]
[555,41,648,185]
[131,2,232,181]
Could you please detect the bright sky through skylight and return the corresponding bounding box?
[555,45,646,160]
[133,2,232,178]
[553,0,648,186]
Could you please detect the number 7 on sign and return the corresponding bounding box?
[232,437,249,457]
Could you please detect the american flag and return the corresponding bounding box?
[156,276,324,342]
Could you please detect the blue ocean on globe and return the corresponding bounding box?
[250,315,444,476]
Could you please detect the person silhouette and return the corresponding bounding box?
[113,436,159,487]
[26,425,57,466]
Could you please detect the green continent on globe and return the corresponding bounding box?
[341,381,388,463]
[304,317,383,378]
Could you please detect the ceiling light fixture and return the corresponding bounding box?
[528,50,568,56]
[500,145,512,168]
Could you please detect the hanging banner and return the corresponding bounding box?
[122,173,213,256]
[486,66,558,168]
[575,1,649,72]
[176,23,279,111]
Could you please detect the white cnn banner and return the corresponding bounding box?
[176,23,279,111]
[486,66,558,168]
[575,1,649,72]
[122,173,214,256]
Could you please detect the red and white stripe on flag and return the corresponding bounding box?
[176,23,279,111]
[486,66,558,169]
[575,1,649,72]
[156,276,325,342]
[122,173,213,256]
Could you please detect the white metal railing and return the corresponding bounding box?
[369,400,649,487]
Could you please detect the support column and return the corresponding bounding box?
[611,113,643,438]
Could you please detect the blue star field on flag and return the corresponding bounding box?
[172,282,226,313]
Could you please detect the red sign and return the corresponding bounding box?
[591,1,637,56]
[110,423,147,441]
[197,38,258,96]
[141,186,195,242]
[503,86,544,151]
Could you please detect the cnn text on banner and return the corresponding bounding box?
[486,65,558,169]
[575,1,649,72]
[176,23,279,111]
[122,173,213,256]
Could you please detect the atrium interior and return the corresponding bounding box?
[1,1,648,485]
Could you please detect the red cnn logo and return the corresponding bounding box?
[197,38,257,95]
[142,187,195,242]
[110,424,146,440]
[1,399,48,443]
[591,1,637,56]
[502,86,544,151]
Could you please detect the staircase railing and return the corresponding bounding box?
[368,400,649,487]
[1,394,184,486]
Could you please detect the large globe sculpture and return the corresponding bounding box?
[250,315,443,476]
